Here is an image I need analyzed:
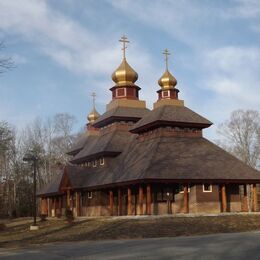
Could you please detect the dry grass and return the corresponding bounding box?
[1,214,260,248]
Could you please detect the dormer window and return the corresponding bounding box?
[100,157,105,165]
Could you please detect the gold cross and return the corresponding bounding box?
[163,49,171,70]
[91,92,96,109]
[119,35,129,59]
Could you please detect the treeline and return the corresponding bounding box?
[0,113,78,217]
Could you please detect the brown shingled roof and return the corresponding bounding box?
[93,106,150,128]
[62,137,260,190]
[67,133,91,156]
[37,171,63,196]
[130,105,212,133]
[70,129,132,164]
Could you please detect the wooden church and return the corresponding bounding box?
[38,36,260,217]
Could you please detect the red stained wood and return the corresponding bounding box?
[127,188,132,215]
[253,184,257,212]
[183,184,189,214]
[139,185,144,215]
[146,184,151,215]
[118,189,122,216]
[67,189,71,208]
[76,192,81,217]
[109,190,114,216]
[221,184,227,212]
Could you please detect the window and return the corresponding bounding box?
[92,160,97,167]
[116,88,126,97]
[203,184,212,192]
[179,184,190,193]
[100,157,105,165]
[87,192,93,199]
[162,90,170,98]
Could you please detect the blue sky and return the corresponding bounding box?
[0,0,260,140]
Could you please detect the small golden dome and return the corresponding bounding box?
[112,58,138,87]
[87,108,100,123]
[158,69,177,90]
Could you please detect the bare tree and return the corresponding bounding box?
[0,41,14,74]
[217,109,260,170]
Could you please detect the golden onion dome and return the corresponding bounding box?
[111,58,138,87]
[87,108,100,123]
[158,69,177,90]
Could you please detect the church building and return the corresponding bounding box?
[38,36,260,217]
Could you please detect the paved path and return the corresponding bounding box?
[1,231,260,259]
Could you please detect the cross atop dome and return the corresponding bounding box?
[119,35,129,59]
[163,49,170,71]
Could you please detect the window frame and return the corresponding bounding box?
[87,191,93,199]
[203,184,212,193]
[100,157,105,165]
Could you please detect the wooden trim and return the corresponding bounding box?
[146,184,152,215]
[76,192,81,217]
[183,184,189,214]
[67,189,70,208]
[118,189,122,216]
[242,184,248,212]
[139,185,143,215]
[109,190,114,216]
[253,184,257,212]
[127,188,132,215]
[221,184,227,212]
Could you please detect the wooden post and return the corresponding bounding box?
[221,184,227,212]
[253,184,257,212]
[58,196,62,216]
[146,184,151,215]
[76,192,81,217]
[127,187,132,215]
[47,198,51,217]
[139,185,143,215]
[109,190,114,216]
[242,184,248,212]
[67,189,70,208]
[183,184,189,214]
[118,189,122,216]
[53,197,56,217]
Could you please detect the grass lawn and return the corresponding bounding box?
[1,214,260,248]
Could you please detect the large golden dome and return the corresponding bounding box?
[158,69,177,90]
[111,58,138,87]
[87,108,100,123]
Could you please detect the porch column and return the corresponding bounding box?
[253,184,258,212]
[183,184,189,214]
[221,184,227,212]
[139,185,144,215]
[76,192,81,217]
[58,196,62,216]
[53,197,56,217]
[40,198,43,214]
[242,184,249,212]
[118,189,122,216]
[127,187,132,215]
[146,184,152,215]
[47,198,51,217]
[109,190,114,216]
[67,189,71,208]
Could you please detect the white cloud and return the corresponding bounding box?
[201,46,260,104]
